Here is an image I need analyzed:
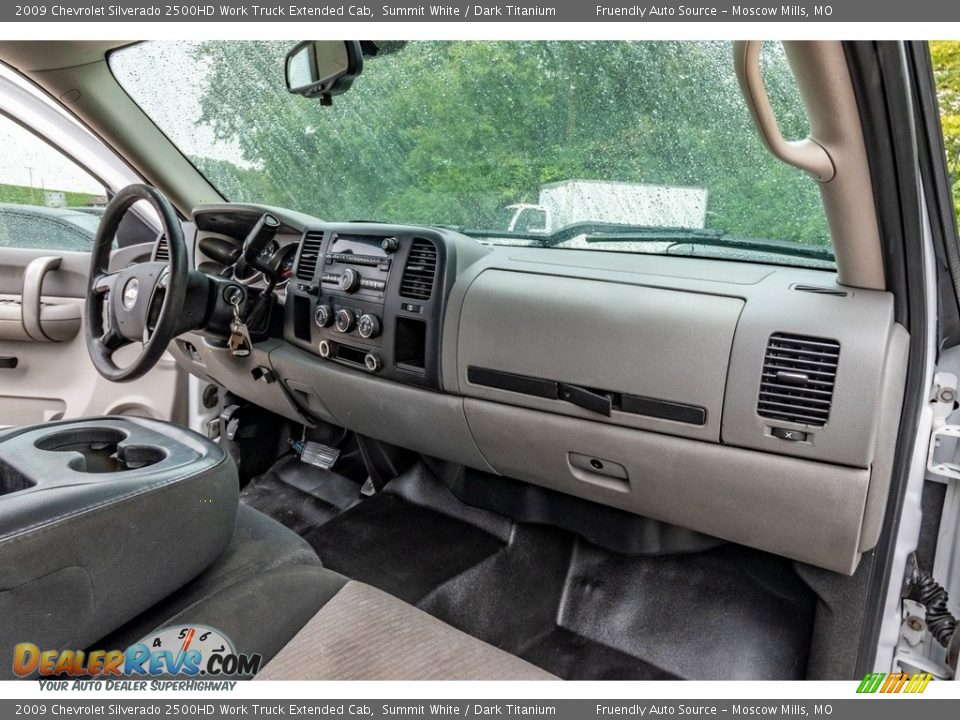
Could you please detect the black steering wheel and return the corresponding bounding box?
[85,184,188,382]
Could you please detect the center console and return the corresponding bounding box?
[284,225,450,389]
[0,417,237,675]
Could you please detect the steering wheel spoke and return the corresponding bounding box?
[100,323,129,353]
[92,271,118,295]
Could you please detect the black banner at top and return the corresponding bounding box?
[2,0,955,22]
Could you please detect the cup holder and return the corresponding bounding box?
[35,427,166,473]
[0,459,35,497]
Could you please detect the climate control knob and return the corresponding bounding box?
[335,309,356,334]
[314,304,333,328]
[338,268,361,293]
[357,313,381,339]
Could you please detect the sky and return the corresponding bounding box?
[1,41,245,197]
[0,113,104,194]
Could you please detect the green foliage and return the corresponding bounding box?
[190,41,830,246]
[0,182,98,208]
[931,41,960,224]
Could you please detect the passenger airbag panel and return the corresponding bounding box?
[457,270,743,441]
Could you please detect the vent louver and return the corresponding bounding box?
[295,231,324,281]
[153,236,169,262]
[757,333,840,427]
[399,238,438,300]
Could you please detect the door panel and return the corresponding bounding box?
[0,96,181,427]
[0,245,180,426]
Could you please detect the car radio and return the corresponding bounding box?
[286,225,445,392]
[319,232,397,298]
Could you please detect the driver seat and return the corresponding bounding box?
[101,504,555,681]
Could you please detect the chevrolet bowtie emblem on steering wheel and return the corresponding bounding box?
[122,278,140,310]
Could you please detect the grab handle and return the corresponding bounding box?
[733,41,835,182]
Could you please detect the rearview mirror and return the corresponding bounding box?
[285,41,363,104]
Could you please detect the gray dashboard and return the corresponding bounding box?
[170,203,909,575]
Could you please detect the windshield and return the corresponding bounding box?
[110,41,832,267]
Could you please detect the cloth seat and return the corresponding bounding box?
[102,504,554,680]
[257,580,557,680]
[96,504,344,668]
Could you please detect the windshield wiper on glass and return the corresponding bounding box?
[584,226,835,261]
[448,221,834,262]
[444,221,699,246]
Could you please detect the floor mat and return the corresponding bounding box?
[305,493,506,604]
[242,458,815,680]
[239,454,364,534]
[520,627,678,680]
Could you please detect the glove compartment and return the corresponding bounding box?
[456,270,744,442]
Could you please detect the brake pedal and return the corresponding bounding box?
[299,441,341,470]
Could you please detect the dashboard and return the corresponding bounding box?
[171,203,909,576]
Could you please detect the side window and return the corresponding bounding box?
[0,112,107,252]
[931,42,960,226]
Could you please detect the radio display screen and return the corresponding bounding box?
[330,233,387,257]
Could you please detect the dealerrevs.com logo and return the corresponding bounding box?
[13,625,262,680]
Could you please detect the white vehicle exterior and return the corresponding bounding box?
[507,180,709,233]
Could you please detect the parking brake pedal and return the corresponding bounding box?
[299,441,341,470]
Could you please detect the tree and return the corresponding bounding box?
[185,41,830,246]
[931,41,960,219]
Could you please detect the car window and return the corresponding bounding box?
[931,41,960,227]
[0,112,107,252]
[110,40,833,269]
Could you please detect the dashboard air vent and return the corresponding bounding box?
[153,236,169,262]
[400,238,438,301]
[295,231,324,281]
[757,333,840,427]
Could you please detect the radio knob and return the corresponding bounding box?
[381,237,399,253]
[314,304,333,328]
[338,268,361,293]
[357,313,381,339]
[335,309,355,334]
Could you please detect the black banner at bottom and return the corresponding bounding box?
[0,699,956,720]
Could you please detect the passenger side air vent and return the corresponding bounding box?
[757,333,840,426]
[295,231,324,281]
[399,238,438,301]
[153,236,169,262]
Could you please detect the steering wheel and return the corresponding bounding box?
[85,184,188,382]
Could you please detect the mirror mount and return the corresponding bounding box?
[285,41,364,104]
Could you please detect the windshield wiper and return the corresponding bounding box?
[584,228,835,261]
[447,221,834,262]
